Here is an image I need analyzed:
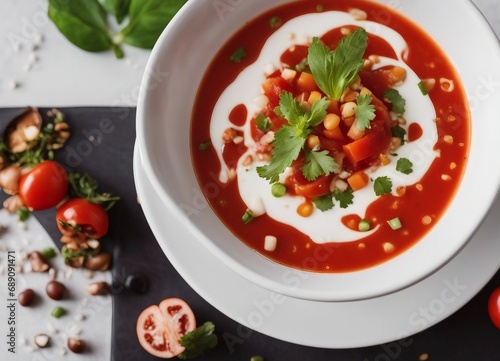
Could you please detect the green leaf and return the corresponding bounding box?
[374,176,393,196]
[255,114,270,132]
[384,88,406,114]
[308,29,367,100]
[256,126,304,183]
[275,92,305,127]
[178,322,218,359]
[101,0,131,24]
[68,172,120,210]
[355,95,376,131]
[396,158,413,175]
[307,97,331,127]
[333,189,354,209]
[48,0,113,52]
[312,194,335,212]
[121,0,187,49]
[230,47,247,63]
[302,149,338,181]
[391,125,406,145]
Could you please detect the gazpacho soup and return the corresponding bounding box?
[191,0,470,273]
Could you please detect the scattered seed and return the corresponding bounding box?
[450,162,457,170]
[416,184,424,191]
[383,242,395,253]
[441,174,452,181]
[422,216,432,225]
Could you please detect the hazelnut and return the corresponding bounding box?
[3,195,24,213]
[18,289,35,306]
[34,334,50,348]
[46,280,66,300]
[28,251,50,273]
[0,164,23,195]
[84,252,111,271]
[86,281,109,296]
[67,338,85,354]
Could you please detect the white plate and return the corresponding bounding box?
[134,144,500,348]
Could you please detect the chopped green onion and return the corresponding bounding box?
[51,306,66,318]
[41,247,57,259]
[230,47,247,63]
[242,209,254,224]
[418,81,429,95]
[269,16,281,28]
[198,141,211,151]
[358,220,371,232]
[255,114,271,132]
[387,217,402,230]
[271,183,287,197]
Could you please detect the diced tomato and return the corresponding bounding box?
[359,66,405,100]
[262,76,294,108]
[286,167,332,199]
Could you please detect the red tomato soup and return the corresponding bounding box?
[190,0,470,273]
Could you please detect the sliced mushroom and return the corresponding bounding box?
[4,107,42,153]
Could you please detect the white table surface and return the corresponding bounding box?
[0,1,499,360]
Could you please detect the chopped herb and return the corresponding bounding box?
[255,114,271,132]
[41,247,57,259]
[418,80,429,95]
[358,219,371,232]
[316,4,324,12]
[242,209,254,224]
[384,88,406,114]
[355,94,376,131]
[269,16,282,28]
[387,217,402,230]
[374,176,393,196]
[68,172,120,210]
[256,92,331,183]
[333,189,354,209]
[396,158,413,175]
[271,183,287,197]
[17,207,31,222]
[178,322,218,359]
[230,47,247,63]
[302,149,338,181]
[391,125,406,145]
[199,141,211,150]
[307,29,367,101]
[312,194,334,212]
[294,58,309,72]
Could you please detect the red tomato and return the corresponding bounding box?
[136,298,196,358]
[488,287,500,330]
[56,198,108,239]
[18,160,68,211]
[286,168,332,199]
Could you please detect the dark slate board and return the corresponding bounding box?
[0,107,499,361]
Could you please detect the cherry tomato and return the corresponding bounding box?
[56,198,108,239]
[18,160,68,211]
[136,298,196,358]
[488,287,500,330]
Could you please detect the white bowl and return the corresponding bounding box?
[136,0,500,302]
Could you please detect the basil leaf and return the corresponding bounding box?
[48,0,113,52]
[121,0,187,49]
[101,0,131,24]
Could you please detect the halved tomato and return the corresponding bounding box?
[136,298,196,359]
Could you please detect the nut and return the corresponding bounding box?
[82,239,101,252]
[86,281,109,296]
[4,107,42,153]
[29,251,50,272]
[34,334,50,348]
[3,195,24,213]
[67,338,85,354]
[0,164,23,195]
[64,256,85,268]
[46,280,66,300]
[18,289,35,306]
[84,252,111,271]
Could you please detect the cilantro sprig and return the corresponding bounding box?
[178,322,218,359]
[308,29,368,101]
[257,92,338,183]
[355,94,376,131]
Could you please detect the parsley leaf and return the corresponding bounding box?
[230,47,247,63]
[391,125,406,145]
[374,176,393,196]
[178,322,218,359]
[333,189,354,209]
[355,94,376,131]
[384,88,406,114]
[313,194,335,212]
[256,126,303,183]
[308,28,368,101]
[302,149,338,181]
[396,158,413,175]
[257,92,331,183]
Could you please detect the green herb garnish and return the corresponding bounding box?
[355,94,376,131]
[242,209,254,224]
[374,176,393,196]
[178,322,218,359]
[256,92,335,183]
[391,125,407,145]
[199,141,211,151]
[396,158,413,175]
[17,207,31,222]
[384,88,406,114]
[307,29,368,101]
[312,194,335,212]
[230,47,247,63]
[269,16,282,28]
[255,114,271,132]
[333,189,354,209]
[68,172,120,210]
[418,80,429,95]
